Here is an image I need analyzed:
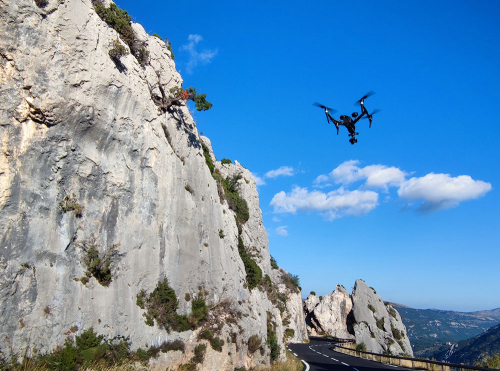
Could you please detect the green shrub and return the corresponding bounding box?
[267,319,279,361]
[284,328,295,339]
[58,193,83,217]
[476,354,500,369]
[192,344,206,364]
[319,296,323,301]
[391,324,402,340]
[136,279,207,332]
[201,142,215,175]
[135,46,149,67]
[368,304,376,313]
[238,236,262,290]
[356,342,367,351]
[108,38,128,61]
[387,305,398,318]
[270,255,278,269]
[376,317,385,331]
[152,33,162,39]
[136,290,146,309]
[94,3,150,67]
[210,336,224,352]
[222,174,249,223]
[310,291,316,296]
[219,229,225,238]
[161,339,185,353]
[221,158,232,165]
[188,295,208,327]
[79,236,119,286]
[95,3,134,45]
[167,44,175,59]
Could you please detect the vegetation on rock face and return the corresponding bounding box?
[267,312,280,361]
[136,279,207,332]
[58,193,83,217]
[221,158,232,165]
[167,86,212,112]
[270,255,278,269]
[238,235,262,290]
[247,335,261,354]
[77,236,120,286]
[108,38,129,62]
[0,327,186,370]
[477,354,500,369]
[93,2,149,67]
[356,342,367,351]
[376,317,385,331]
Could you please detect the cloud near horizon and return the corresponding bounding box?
[398,173,492,213]
[315,160,407,191]
[276,226,289,236]
[273,160,492,220]
[265,166,294,179]
[180,34,217,74]
[270,186,379,221]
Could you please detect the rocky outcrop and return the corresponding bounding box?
[304,285,354,339]
[0,0,307,368]
[351,279,413,356]
[305,280,412,357]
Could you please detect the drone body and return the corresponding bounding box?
[314,92,380,144]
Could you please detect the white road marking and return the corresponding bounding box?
[342,362,350,366]
[293,352,298,357]
[302,360,310,371]
[353,368,360,371]
[332,358,338,361]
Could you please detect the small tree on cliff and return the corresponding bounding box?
[168,86,213,112]
[148,81,212,114]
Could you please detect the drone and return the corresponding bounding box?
[314,92,380,144]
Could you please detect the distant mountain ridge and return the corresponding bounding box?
[391,304,500,358]
[436,323,500,365]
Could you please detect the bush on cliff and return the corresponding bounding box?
[136,279,207,332]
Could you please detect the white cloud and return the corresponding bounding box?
[276,226,289,236]
[265,166,294,179]
[270,186,379,221]
[180,34,218,74]
[315,160,406,191]
[272,217,281,222]
[251,172,266,186]
[398,173,492,213]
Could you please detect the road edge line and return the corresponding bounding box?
[302,359,310,371]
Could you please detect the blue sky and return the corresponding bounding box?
[115,0,500,312]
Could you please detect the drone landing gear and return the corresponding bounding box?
[349,137,358,145]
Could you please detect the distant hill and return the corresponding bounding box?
[436,324,500,365]
[391,304,500,358]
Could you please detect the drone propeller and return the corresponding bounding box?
[355,91,375,105]
[313,102,337,113]
[362,109,381,128]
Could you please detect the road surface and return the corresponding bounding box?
[288,337,411,371]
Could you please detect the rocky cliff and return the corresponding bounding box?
[304,280,413,357]
[0,0,307,368]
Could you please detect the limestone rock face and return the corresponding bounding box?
[305,280,412,357]
[304,286,355,339]
[0,0,307,368]
[351,280,413,356]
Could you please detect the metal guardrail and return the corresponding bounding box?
[332,343,496,371]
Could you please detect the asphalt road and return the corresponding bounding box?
[288,337,411,371]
